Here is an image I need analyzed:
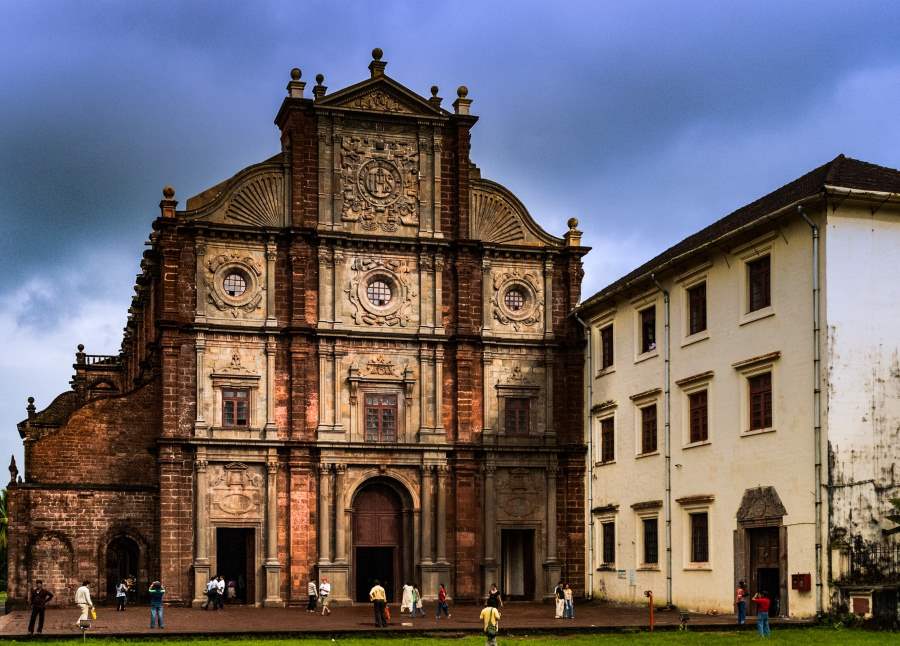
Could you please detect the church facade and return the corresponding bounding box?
[6,51,589,607]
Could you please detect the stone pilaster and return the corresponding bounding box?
[264,453,283,606]
[543,459,561,598]
[421,465,434,564]
[192,453,210,606]
[318,463,332,564]
[482,459,498,593]
[194,334,208,437]
[264,337,277,439]
[436,465,448,562]
[265,238,277,327]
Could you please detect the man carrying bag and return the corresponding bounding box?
[480,603,501,646]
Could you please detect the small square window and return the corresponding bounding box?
[640,306,656,354]
[600,325,614,370]
[688,390,709,443]
[748,372,772,430]
[600,417,615,463]
[747,256,771,313]
[687,282,707,335]
[642,517,659,565]
[640,404,657,454]
[690,512,709,563]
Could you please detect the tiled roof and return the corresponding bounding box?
[580,155,900,310]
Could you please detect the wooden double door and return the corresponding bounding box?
[353,483,404,602]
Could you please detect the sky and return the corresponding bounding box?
[2,0,900,472]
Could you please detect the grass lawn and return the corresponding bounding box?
[0,628,890,645]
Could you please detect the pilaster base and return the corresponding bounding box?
[318,563,351,603]
[419,562,452,600]
[192,561,211,607]
[482,559,499,597]
[543,560,562,601]
[417,429,446,444]
[263,563,283,607]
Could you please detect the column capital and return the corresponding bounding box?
[334,463,347,474]
[436,464,450,478]
[267,460,279,474]
[195,458,208,472]
[319,462,332,475]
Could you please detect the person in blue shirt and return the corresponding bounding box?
[148,581,166,629]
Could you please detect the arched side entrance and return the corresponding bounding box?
[105,536,140,600]
[351,479,410,602]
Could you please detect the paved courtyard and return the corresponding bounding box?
[0,601,808,637]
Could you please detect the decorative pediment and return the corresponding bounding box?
[470,179,563,247]
[317,76,447,118]
[737,486,787,523]
[181,158,287,228]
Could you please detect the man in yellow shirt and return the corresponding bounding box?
[369,579,387,627]
[479,604,501,646]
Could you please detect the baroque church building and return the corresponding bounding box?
[7,51,589,607]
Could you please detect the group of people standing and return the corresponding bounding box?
[735,580,773,637]
[201,575,227,610]
[553,581,575,619]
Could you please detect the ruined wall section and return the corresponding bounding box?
[825,204,900,542]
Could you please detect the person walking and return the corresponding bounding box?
[74,580,94,626]
[27,580,53,635]
[116,579,128,611]
[148,580,165,629]
[752,590,771,638]
[480,602,501,646]
[215,574,226,610]
[319,577,332,616]
[202,576,217,610]
[435,582,450,619]
[401,581,414,614]
[735,580,747,625]
[411,584,424,618]
[563,582,574,619]
[553,581,565,619]
[487,583,503,609]
[369,579,387,627]
[307,579,318,613]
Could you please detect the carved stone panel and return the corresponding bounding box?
[345,255,418,328]
[202,245,267,323]
[490,265,544,334]
[208,463,264,520]
[495,468,545,521]
[339,135,419,233]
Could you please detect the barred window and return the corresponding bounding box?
[602,521,615,565]
[504,288,526,311]
[689,390,709,443]
[640,404,658,454]
[223,272,247,297]
[690,512,709,563]
[640,306,656,353]
[749,372,772,430]
[364,393,397,442]
[642,517,659,565]
[367,279,392,306]
[687,282,707,335]
[600,417,615,463]
[222,388,249,427]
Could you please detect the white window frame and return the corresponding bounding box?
[681,501,713,571]
[631,390,661,458]
[677,372,713,449]
[590,308,617,377]
[631,291,660,363]
[596,514,618,571]
[595,410,616,466]
[681,275,710,347]
[734,233,776,326]
[733,352,780,437]
[636,510,661,571]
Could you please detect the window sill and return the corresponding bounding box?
[596,366,616,378]
[683,565,712,572]
[634,350,659,365]
[681,330,710,348]
[637,566,660,572]
[742,427,776,438]
[595,460,616,467]
[635,450,660,460]
[683,439,711,450]
[597,566,616,572]
[739,306,774,327]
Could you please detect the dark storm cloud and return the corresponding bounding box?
[1,0,900,467]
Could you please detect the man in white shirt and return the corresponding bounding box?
[307,580,318,612]
[319,577,332,616]
[203,577,217,610]
[74,580,93,624]
[215,575,226,610]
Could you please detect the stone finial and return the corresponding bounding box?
[287,67,306,99]
[160,186,178,218]
[76,344,86,364]
[313,73,327,100]
[26,397,36,420]
[9,455,18,485]
[564,217,583,247]
[453,85,472,115]
[369,47,387,78]
[429,85,442,108]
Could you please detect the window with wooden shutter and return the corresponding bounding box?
[748,372,772,430]
[600,417,615,463]
[688,390,709,443]
[687,282,707,335]
[643,517,659,565]
[747,256,771,312]
[690,512,709,563]
[640,404,657,454]
[222,388,249,427]
[600,324,614,369]
[602,521,615,565]
[504,397,530,434]
[364,393,398,442]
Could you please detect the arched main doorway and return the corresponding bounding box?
[352,481,405,602]
[106,536,140,600]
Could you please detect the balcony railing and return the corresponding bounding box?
[80,354,122,367]
[843,542,900,585]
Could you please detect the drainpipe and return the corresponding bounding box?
[574,313,594,600]
[798,205,823,615]
[650,274,672,608]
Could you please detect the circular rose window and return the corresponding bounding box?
[223,272,247,297]
[504,287,526,311]
[366,279,393,306]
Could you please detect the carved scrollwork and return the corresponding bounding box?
[491,268,543,332]
[339,136,419,232]
[495,468,542,519]
[345,90,413,113]
[208,462,263,518]
[346,256,416,327]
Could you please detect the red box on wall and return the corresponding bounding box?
[791,573,811,592]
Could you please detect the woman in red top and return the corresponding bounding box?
[752,591,771,637]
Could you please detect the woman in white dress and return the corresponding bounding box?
[400,582,414,613]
